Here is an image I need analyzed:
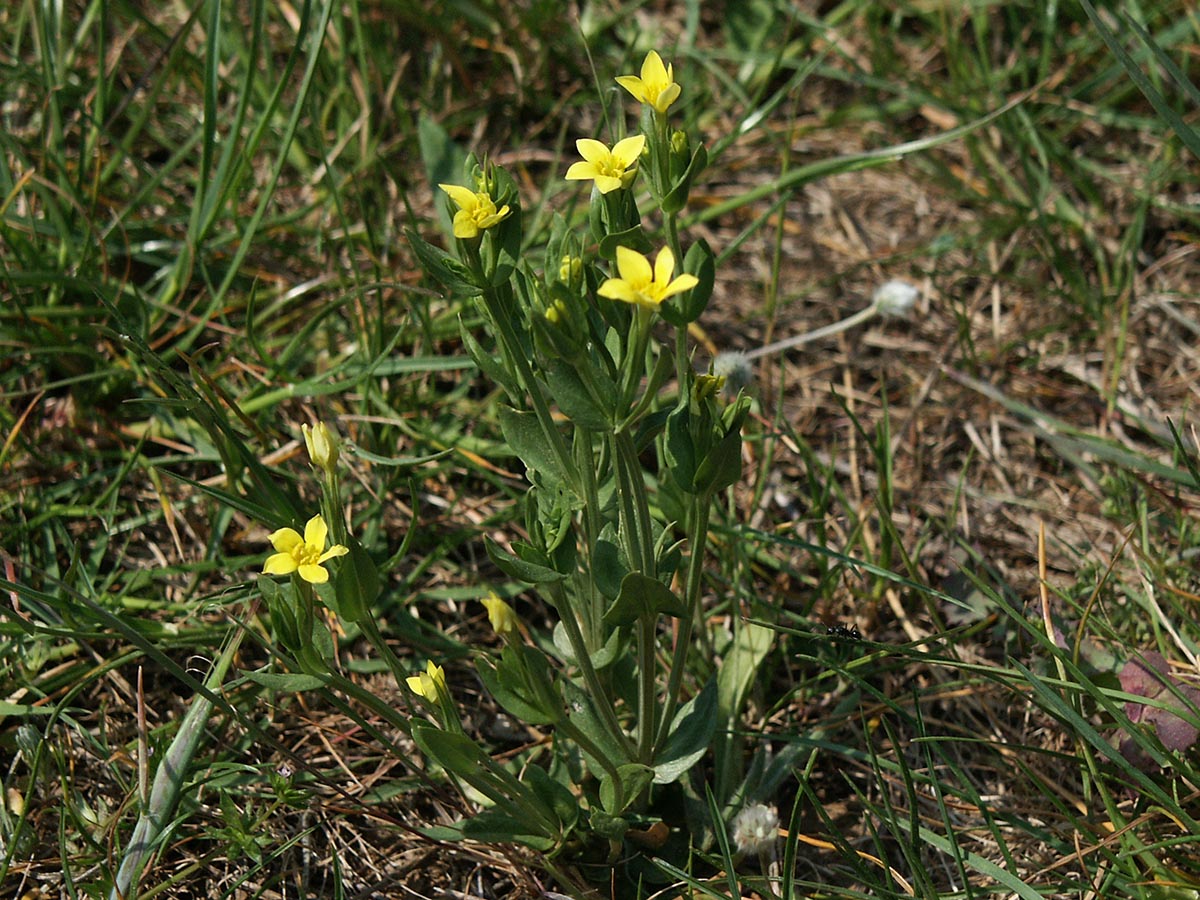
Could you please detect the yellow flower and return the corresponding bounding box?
[438,183,511,240]
[263,515,348,584]
[615,50,681,114]
[597,246,698,310]
[481,593,518,636]
[406,660,447,702]
[565,135,646,194]
[301,421,338,472]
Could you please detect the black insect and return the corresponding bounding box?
[826,624,862,641]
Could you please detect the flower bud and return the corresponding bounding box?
[558,255,583,290]
[669,129,690,181]
[481,592,518,637]
[406,660,447,703]
[302,422,339,473]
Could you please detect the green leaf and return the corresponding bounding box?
[525,765,580,834]
[405,229,482,296]
[459,317,521,402]
[243,670,328,692]
[603,572,687,628]
[654,679,717,785]
[664,403,696,491]
[564,681,635,772]
[477,648,562,726]
[599,763,655,815]
[484,535,564,584]
[599,223,651,260]
[418,114,470,240]
[552,622,624,670]
[544,360,611,430]
[593,536,627,600]
[460,809,557,851]
[498,405,568,486]
[717,621,773,723]
[661,143,708,214]
[331,535,380,625]
[693,410,747,494]
[589,810,630,841]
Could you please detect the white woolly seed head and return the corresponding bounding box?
[731,802,779,856]
[873,279,920,317]
[712,350,753,394]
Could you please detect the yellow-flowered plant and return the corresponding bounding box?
[404,46,753,870]
[263,514,348,584]
[565,135,646,194]
[438,183,512,239]
[598,246,699,310]
[616,49,681,113]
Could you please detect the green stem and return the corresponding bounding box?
[547,580,635,761]
[653,489,711,755]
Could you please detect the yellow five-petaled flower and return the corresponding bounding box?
[598,246,698,310]
[438,183,512,240]
[565,135,646,194]
[616,50,681,114]
[263,514,348,585]
[406,660,447,703]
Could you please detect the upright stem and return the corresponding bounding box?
[654,489,711,754]
[547,580,636,761]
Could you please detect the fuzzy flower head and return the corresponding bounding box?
[481,593,518,636]
[597,246,698,310]
[438,183,511,240]
[565,135,646,194]
[406,660,447,703]
[616,50,681,113]
[872,279,919,317]
[263,515,348,585]
[731,803,779,856]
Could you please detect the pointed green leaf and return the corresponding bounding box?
[654,679,717,784]
[603,572,687,628]
[484,535,564,584]
[499,405,568,486]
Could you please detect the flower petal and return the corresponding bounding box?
[641,50,668,87]
[318,544,349,564]
[655,83,681,112]
[268,527,302,553]
[452,211,479,239]
[614,246,652,285]
[575,138,611,164]
[611,134,646,166]
[297,563,329,584]
[263,552,298,575]
[438,183,477,210]
[653,247,676,284]
[593,175,623,194]
[597,278,638,302]
[615,74,648,103]
[304,515,328,550]
[660,273,699,300]
[565,160,599,181]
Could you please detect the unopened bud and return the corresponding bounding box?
[481,593,518,636]
[302,422,339,472]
